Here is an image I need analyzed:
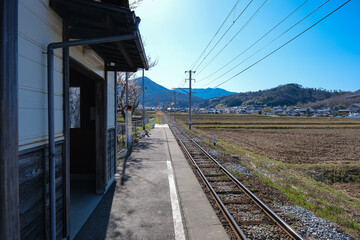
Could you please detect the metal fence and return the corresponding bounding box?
[117,118,154,150]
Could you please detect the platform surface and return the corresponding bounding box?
[74,124,229,240]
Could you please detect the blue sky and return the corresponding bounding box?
[135,0,359,93]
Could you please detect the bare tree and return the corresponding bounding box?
[116,56,158,119]
[129,0,143,9]
[117,72,141,119]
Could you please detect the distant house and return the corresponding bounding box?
[338,109,351,116]
[198,108,208,114]
[348,103,360,114]
[1,0,148,239]
[238,109,248,114]
[275,109,286,116]
[296,107,314,116]
[250,109,262,115]
[318,108,332,116]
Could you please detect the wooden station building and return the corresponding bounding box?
[0,0,148,239]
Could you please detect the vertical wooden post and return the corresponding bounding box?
[114,71,118,172]
[0,0,20,239]
[96,76,107,194]
[125,72,130,148]
[62,20,70,239]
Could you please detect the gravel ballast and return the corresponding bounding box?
[276,205,353,240]
[224,162,253,176]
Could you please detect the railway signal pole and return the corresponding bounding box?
[185,70,195,130]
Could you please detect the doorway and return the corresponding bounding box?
[68,61,105,239]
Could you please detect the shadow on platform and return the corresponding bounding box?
[74,137,159,239]
[74,183,116,240]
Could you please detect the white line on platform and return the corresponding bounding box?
[155,124,169,128]
[167,160,186,240]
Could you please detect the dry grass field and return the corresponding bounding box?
[171,113,360,238]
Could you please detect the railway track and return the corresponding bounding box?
[168,121,304,240]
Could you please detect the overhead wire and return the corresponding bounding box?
[196,0,271,76]
[189,0,242,70]
[177,71,188,89]
[200,0,330,88]
[193,0,255,71]
[179,79,187,88]
[211,0,351,90]
[197,0,309,83]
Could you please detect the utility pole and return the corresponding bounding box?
[174,91,176,121]
[142,69,145,130]
[185,70,195,130]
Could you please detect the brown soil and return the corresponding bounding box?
[201,128,360,164]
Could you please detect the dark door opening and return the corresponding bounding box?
[70,67,96,179]
[69,61,105,239]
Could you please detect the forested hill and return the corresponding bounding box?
[197,84,349,108]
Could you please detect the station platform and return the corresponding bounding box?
[74,124,229,240]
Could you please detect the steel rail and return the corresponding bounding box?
[171,126,247,240]
[190,138,304,240]
[170,122,304,240]
[183,128,303,240]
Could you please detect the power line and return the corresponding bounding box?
[200,0,330,88]
[179,80,187,88]
[197,0,309,83]
[189,0,242,70]
[212,0,351,90]
[196,0,271,76]
[194,0,255,71]
[176,71,188,89]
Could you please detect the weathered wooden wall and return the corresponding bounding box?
[19,142,64,240]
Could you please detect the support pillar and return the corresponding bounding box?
[0,0,20,239]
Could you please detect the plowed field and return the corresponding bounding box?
[173,113,360,164]
[202,128,360,164]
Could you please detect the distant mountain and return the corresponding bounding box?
[197,84,351,108]
[174,88,236,100]
[136,77,205,107]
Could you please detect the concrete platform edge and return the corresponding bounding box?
[164,125,230,240]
